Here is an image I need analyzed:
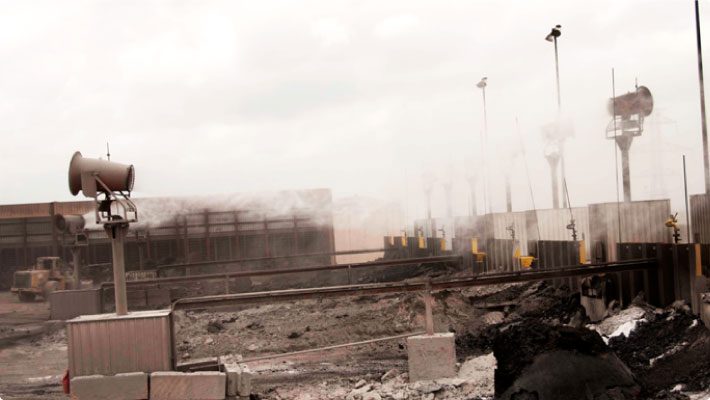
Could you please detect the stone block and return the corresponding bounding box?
[71,372,148,400]
[407,333,456,382]
[150,371,226,400]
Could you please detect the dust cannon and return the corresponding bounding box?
[68,151,137,315]
[606,85,654,202]
[53,213,87,286]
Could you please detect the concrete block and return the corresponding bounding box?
[224,364,240,397]
[150,371,226,400]
[581,295,607,322]
[236,364,252,396]
[71,372,147,400]
[407,333,456,382]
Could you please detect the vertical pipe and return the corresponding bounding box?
[468,178,478,216]
[505,174,512,212]
[684,155,691,242]
[107,224,129,315]
[621,147,631,202]
[554,37,561,110]
[481,85,490,215]
[554,37,567,209]
[72,247,80,289]
[49,202,58,257]
[547,156,560,209]
[22,218,28,267]
[204,210,211,261]
[612,68,623,243]
[263,215,270,258]
[183,217,189,263]
[444,183,453,218]
[423,285,434,335]
[233,212,240,259]
[695,0,710,193]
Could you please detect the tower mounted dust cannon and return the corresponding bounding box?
[606,85,654,202]
[68,151,137,315]
[68,151,135,199]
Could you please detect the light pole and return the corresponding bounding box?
[545,25,562,110]
[545,24,567,208]
[695,0,710,193]
[477,77,490,214]
[545,143,561,209]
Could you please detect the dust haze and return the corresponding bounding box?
[0,0,706,232]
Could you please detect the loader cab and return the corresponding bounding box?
[34,257,65,277]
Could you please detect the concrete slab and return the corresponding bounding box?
[407,333,456,382]
[70,372,148,400]
[150,371,226,400]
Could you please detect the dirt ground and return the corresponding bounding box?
[0,291,66,400]
[0,281,709,399]
[0,291,52,344]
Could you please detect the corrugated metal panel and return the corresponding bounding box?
[489,212,528,254]
[532,208,589,241]
[0,203,50,219]
[49,289,102,320]
[0,201,92,219]
[67,310,172,377]
[54,201,94,216]
[690,193,710,243]
[589,200,671,261]
[527,208,590,255]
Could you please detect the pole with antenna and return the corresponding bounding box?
[106,142,111,161]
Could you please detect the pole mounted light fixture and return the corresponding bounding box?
[545,25,561,42]
[476,77,488,89]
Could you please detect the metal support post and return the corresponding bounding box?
[106,222,129,315]
[71,247,81,289]
[616,134,633,202]
[424,281,434,335]
[546,154,560,209]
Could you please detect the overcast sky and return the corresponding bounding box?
[0,0,708,222]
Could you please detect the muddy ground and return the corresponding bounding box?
[0,281,708,399]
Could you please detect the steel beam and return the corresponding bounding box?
[172,259,657,311]
[102,255,461,290]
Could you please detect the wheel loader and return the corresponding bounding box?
[11,256,76,302]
